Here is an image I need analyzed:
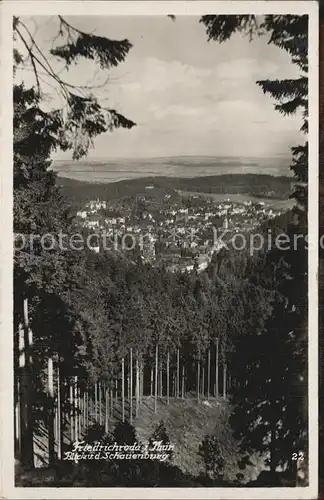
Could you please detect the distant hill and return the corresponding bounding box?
[52,155,292,183]
[57,174,293,208]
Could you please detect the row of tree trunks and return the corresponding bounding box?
[149,341,225,403]
[15,336,229,466]
[149,341,226,408]
[56,346,226,429]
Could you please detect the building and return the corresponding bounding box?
[77,210,87,219]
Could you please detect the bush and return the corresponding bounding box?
[198,434,225,480]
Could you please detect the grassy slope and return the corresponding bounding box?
[16,396,265,486]
[133,396,264,484]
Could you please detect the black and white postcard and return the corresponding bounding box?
[0,1,319,498]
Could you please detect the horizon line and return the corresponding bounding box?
[53,154,292,162]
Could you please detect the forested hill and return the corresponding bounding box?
[57,174,293,206]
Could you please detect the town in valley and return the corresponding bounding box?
[75,185,285,273]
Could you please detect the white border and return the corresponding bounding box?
[0,2,319,499]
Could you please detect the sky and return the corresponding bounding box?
[16,15,304,159]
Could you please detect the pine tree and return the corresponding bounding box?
[13,17,136,468]
[200,14,308,211]
[151,420,173,461]
[198,434,225,481]
[200,14,308,480]
[13,16,135,159]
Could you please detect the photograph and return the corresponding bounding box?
[0,1,318,498]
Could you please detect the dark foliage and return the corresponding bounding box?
[200,14,308,481]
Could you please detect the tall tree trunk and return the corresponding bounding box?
[85,391,89,430]
[95,382,98,423]
[69,381,74,442]
[18,324,26,456]
[136,355,140,417]
[88,387,91,426]
[154,345,158,414]
[159,364,163,398]
[150,367,153,397]
[202,362,205,399]
[181,365,185,399]
[110,387,113,418]
[19,298,34,468]
[215,338,219,398]
[79,384,82,437]
[223,363,227,399]
[166,351,170,405]
[25,300,33,369]
[122,358,125,422]
[48,357,55,465]
[99,381,102,426]
[54,385,57,452]
[74,376,78,442]
[83,390,86,433]
[82,391,86,434]
[105,386,109,433]
[197,358,200,402]
[79,385,82,436]
[14,326,20,458]
[140,359,144,402]
[130,347,133,424]
[176,348,180,398]
[57,365,62,460]
[15,379,21,456]
[207,349,211,400]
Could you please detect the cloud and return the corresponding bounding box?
[215,58,279,81]
[120,57,212,93]
[18,14,302,163]
[56,53,302,159]
[113,56,300,124]
[148,103,206,119]
[118,56,286,99]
